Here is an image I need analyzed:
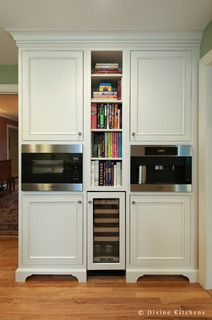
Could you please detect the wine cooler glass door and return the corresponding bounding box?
[88,192,125,270]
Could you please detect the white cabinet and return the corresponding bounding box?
[22,50,83,141]
[130,51,192,142]
[21,194,83,266]
[130,195,191,268]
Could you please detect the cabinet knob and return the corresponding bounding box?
[132,132,135,137]
[132,201,136,205]
[78,132,82,136]
[88,200,92,204]
[78,200,82,204]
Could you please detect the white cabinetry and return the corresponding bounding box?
[16,194,86,282]
[130,51,192,142]
[21,50,83,141]
[127,195,197,282]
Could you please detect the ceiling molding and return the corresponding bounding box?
[7,29,202,47]
[0,84,18,94]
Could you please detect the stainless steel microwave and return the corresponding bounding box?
[21,144,83,191]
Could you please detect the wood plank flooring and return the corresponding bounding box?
[0,236,212,319]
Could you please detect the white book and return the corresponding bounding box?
[118,109,120,129]
[94,160,99,186]
[116,162,121,186]
[113,164,117,186]
[91,161,95,186]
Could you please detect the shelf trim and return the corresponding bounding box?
[91,158,122,160]
[91,99,122,103]
[91,73,122,77]
[91,129,122,132]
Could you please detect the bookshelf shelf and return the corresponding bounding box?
[91,99,122,103]
[91,157,122,161]
[91,129,122,132]
[91,73,122,78]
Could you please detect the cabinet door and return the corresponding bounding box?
[130,195,191,268]
[22,50,83,141]
[22,194,83,265]
[87,192,125,270]
[130,51,191,142]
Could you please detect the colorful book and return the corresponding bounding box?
[91,103,97,129]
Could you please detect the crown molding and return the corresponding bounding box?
[0,84,18,94]
[7,29,202,47]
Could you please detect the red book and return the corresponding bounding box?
[91,103,97,129]
[117,79,121,100]
[114,104,118,129]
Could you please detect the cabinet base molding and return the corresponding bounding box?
[126,269,198,283]
[15,268,87,283]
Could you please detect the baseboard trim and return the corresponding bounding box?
[126,268,198,283]
[16,267,87,283]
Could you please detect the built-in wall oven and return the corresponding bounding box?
[131,145,192,192]
[22,144,83,191]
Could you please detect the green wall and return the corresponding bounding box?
[0,65,18,84]
[200,20,212,58]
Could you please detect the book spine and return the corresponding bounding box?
[105,161,108,186]
[118,133,122,157]
[112,104,115,129]
[106,104,110,129]
[99,161,104,186]
[91,161,95,186]
[104,105,107,129]
[91,103,97,129]
[108,161,112,186]
[115,133,118,158]
[99,105,104,129]
[94,161,99,186]
[97,105,100,128]
[105,132,108,158]
[115,104,118,129]
[117,79,121,100]
[109,105,112,129]
[108,132,111,158]
[114,163,117,186]
[117,162,121,186]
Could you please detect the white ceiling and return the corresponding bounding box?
[0,0,212,64]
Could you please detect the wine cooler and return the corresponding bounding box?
[87,192,125,270]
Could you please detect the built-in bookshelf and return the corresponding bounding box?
[90,51,123,187]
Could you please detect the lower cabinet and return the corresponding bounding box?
[16,193,86,282]
[21,194,83,266]
[130,195,191,269]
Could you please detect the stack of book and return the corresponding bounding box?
[93,91,117,100]
[91,160,122,186]
[92,80,121,100]
[91,103,122,129]
[92,132,122,158]
[92,63,121,74]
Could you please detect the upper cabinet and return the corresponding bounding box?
[21,50,83,141]
[130,50,192,142]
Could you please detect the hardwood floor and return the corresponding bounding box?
[0,236,212,320]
